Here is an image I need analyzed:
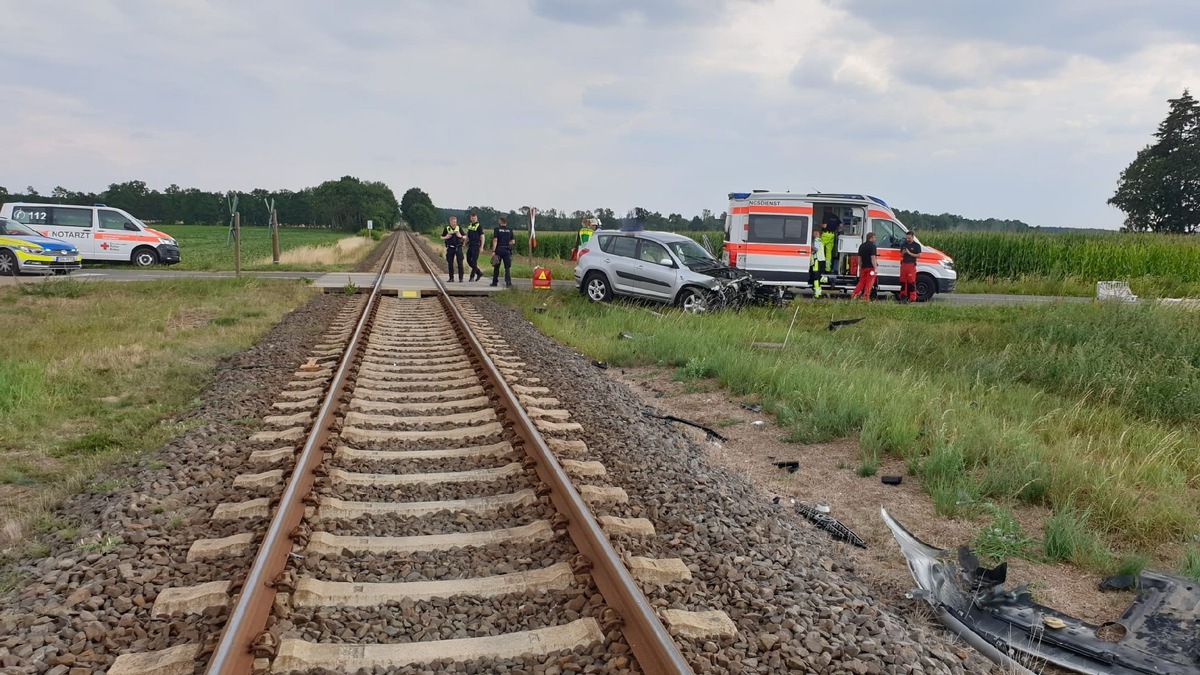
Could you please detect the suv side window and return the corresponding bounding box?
[638,240,670,265]
[748,215,810,244]
[609,236,638,259]
[596,234,614,253]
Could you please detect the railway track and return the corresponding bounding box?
[109,233,725,674]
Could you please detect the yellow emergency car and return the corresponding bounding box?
[0,217,82,276]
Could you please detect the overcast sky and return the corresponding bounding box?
[3,0,1198,229]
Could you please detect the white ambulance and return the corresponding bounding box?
[723,191,956,301]
[0,202,181,267]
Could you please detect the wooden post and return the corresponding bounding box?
[234,211,241,277]
[271,209,280,265]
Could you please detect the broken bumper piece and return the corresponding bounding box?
[880,507,1200,675]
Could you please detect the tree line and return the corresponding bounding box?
[0,176,399,232]
[399,186,1038,234]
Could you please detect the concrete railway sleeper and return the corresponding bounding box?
[107,234,718,674]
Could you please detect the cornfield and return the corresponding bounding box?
[921,232,1200,282]
[515,229,1200,284]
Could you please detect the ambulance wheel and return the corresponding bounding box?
[583,272,612,303]
[916,274,936,302]
[132,247,159,267]
[0,250,17,276]
[678,288,710,314]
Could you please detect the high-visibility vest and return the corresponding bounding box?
[578,227,593,245]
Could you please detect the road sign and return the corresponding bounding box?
[367,220,373,230]
[532,266,551,290]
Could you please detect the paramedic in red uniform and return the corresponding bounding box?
[850,232,878,301]
[899,230,921,302]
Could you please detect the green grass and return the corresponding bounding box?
[973,505,1037,564]
[1181,545,1200,581]
[0,277,317,552]
[1043,506,1111,568]
[498,290,1200,565]
[133,224,380,272]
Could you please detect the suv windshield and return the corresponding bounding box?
[666,239,716,266]
[0,219,39,237]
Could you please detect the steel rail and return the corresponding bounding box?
[205,235,399,675]
[409,233,694,675]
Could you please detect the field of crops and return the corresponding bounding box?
[921,231,1200,282]
[154,225,375,271]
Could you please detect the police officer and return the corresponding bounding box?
[464,211,486,282]
[441,216,464,282]
[491,216,515,287]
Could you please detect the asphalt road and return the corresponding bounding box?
[0,268,1092,305]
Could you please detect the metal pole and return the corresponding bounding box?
[271,209,280,265]
[234,211,241,277]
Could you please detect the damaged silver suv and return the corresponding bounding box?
[574,230,776,312]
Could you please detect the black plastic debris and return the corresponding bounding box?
[646,413,728,443]
[591,360,608,369]
[1099,575,1138,592]
[740,403,763,413]
[773,460,799,474]
[774,497,867,548]
[881,475,902,485]
[828,317,865,331]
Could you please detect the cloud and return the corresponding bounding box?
[836,0,1200,62]
[2,0,1199,231]
[529,0,726,26]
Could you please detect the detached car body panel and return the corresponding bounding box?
[881,507,1200,675]
[0,217,82,275]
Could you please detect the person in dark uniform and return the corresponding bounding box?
[491,216,515,287]
[441,216,464,282]
[850,231,878,301]
[899,230,922,302]
[464,211,486,282]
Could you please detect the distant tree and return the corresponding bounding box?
[1109,89,1200,233]
[401,187,438,231]
[311,176,399,231]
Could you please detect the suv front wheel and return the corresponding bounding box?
[678,288,711,314]
[583,272,613,303]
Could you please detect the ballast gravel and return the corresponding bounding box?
[0,288,358,673]
[465,298,1005,675]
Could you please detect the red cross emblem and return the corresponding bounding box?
[100,243,110,250]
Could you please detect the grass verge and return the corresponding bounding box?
[498,290,1200,571]
[0,276,317,554]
